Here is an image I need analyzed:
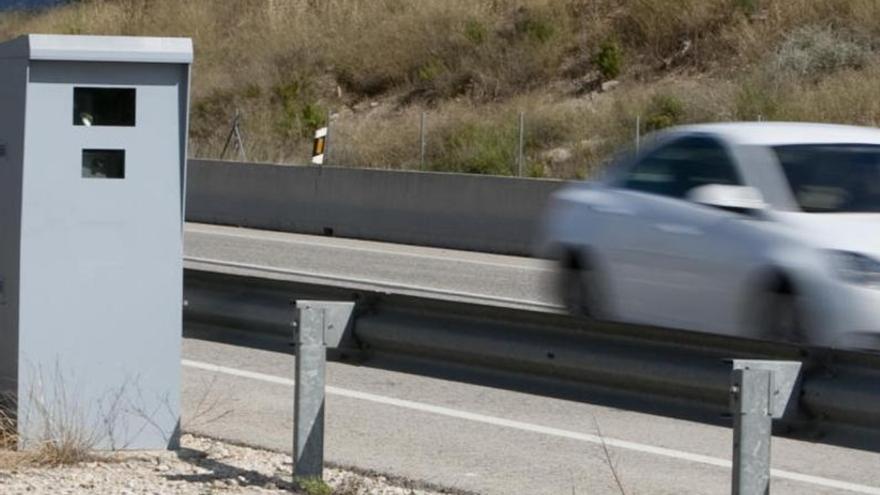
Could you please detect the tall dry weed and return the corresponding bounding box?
[0,392,96,468]
[0,399,15,452]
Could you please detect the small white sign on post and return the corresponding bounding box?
[311,127,328,165]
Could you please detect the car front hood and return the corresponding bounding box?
[775,212,880,257]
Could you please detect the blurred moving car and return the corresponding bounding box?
[536,123,880,348]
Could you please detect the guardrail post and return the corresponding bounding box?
[292,301,355,480]
[729,360,801,495]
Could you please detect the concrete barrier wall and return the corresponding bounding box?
[186,159,565,255]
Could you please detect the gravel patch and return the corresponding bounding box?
[0,434,449,494]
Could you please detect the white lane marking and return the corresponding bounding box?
[183,359,880,495]
[184,256,561,312]
[185,224,553,272]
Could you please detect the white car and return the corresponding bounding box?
[537,122,880,349]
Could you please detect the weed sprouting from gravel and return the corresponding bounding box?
[296,476,333,495]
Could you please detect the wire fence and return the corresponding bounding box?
[209,107,653,180]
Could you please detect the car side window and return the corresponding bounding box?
[621,136,742,199]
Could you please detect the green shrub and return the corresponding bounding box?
[514,9,556,44]
[526,161,546,178]
[431,121,516,176]
[296,477,332,495]
[593,40,623,80]
[416,59,444,82]
[733,0,760,15]
[273,78,324,138]
[464,18,487,45]
[301,103,326,135]
[274,80,305,132]
[644,94,686,131]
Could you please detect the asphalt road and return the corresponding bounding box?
[183,223,880,493]
[181,337,880,495]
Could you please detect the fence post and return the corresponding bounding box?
[220,110,247,161]
[635,114,641,152]
[729,360,801,495]
[517,111,525,177]
[324,110,332,166]
[419,111,427,170]
[292,301,355,480]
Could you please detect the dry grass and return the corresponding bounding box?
[0,395,98,469]
[0,403,22,469]
[0,400,15,451]
[2,0,880,177]
[0,365,230,471]
[26,434,97,467]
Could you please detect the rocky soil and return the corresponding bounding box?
[0,434,450,495]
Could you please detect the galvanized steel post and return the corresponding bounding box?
[323,110,332,167]
[517,111,525,177]
[292,301,355,480]
[635,114,641,152]
[731,367,772,495]
[419,111,427,170]
[729,360,801,495]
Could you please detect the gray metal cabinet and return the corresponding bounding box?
[0,35,192,450]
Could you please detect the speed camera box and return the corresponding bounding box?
[0,35,191,449]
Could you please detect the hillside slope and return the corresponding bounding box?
[2,0,879,178]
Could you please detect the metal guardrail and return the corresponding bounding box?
[183,264,880,451]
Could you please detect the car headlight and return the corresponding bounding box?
[828,251,880,287]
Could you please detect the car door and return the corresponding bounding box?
[605,135,755,333]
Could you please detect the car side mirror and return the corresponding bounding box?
[687,184,766,212]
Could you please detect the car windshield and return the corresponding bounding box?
[774,144,880,213]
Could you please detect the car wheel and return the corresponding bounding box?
[560,256,603,319]
[759,290,806,344]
